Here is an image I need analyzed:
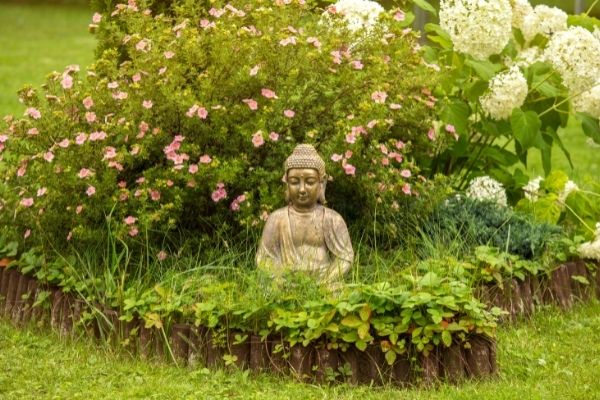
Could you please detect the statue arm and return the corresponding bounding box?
[323,209,354,284]
[255,212,282,272]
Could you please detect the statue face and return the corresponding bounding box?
[287,168,321,211]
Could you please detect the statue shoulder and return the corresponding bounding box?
[322,206,348,226]
[264,207,288,224]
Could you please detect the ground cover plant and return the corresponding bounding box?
[1,0,600,393]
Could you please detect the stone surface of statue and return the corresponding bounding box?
[256,144,354,285]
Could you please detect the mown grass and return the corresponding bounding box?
[0,2,96,117]
[1,301,599,399]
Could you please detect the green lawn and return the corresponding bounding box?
[0,2,96,117]
[1,302,599,399]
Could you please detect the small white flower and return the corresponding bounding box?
[578,223,600,260]
[466,176,508,207]
[523,176,542,201]
[559,180,579,203]
[480,66,528,120]
[572,82,600,119]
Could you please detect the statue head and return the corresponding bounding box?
[284,144,327,209]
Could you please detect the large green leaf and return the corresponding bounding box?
[465,59,502,81]
[412,0,437,16]
[441,99,470,136]
[577,113,600,144]
[568,14,600,31]
[511,109,541,150]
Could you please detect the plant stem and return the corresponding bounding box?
[586,0,599,16]
[530,71,556,93]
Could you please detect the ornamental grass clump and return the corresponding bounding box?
[0,0,438,253]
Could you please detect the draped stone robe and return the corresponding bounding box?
[256,205,354,281]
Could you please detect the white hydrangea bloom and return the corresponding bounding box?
[510,0,533,30]
[543,26,600,93]
[578,223,600,260]
[559,180,579,203]
[480,66,529,120]
[523,176,542,201]
[440,0,513,60]
[466,176,508,207]
[324,0,384,33]
[572,82,600,119]
[521,5,567,42]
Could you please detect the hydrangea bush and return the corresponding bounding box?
[0,0,438,252]
[421,0,600,194]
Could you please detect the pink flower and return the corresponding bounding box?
[279,36,297,46]
[150,190,161,201]
[230,194,246,211]
[242,99,258,110]
[345,133,356,144]
[159,67,167,75]
[37,187,47,197]
[108,161,123,171]
[389,103,402,110]
[112,91,128,100]
[211,182,227,202]
[76,205,83,214]
[381,157,390,166]
[119,192,129,202]
[58,139,70,148]
[142,100,153,109]
[66,231,73,241]
[103,146,117,160]
[85,111,96,123]
[128,227,139,237]
[118,181,127,188]
[344,150,353,159]
[166,180,174,187]
[306,37,321,48]
[427,128,436,141]
[199,154,212,164]
[367,120,378,129]
[249,65,260,76]
[200,19,215,29]
[186,104,199,117]
[130,145,140,155]
[445,124,456,134]
[402,183,411,195]
[75,133,88,145]
[400,169,412,178]
[396,141,406,150]
[86,186,96,197]
[331,153,343,162]
[283,109,295,118]
[135,39,150,52]
[157,251,168,261]
[252,131,265,147]
[379,144,389,155]
[269,131,279,141]
[197,107,208,119]
[17,165,27,177]
[0,135,8,143]
[136,177,146,184]
[24,229,31,239]
[27,128,39,136]
[43,151,54,162]
[132,73,142,83]
[25,107,41,119]
[20,198,34,207]
[92,12,102,24]
[189,164,198,174]
[107,81,119,89]
[343,163,356,176]
[61,75,73,90]
[261,88,278,99]
[351,126,366,136]
[209,7,225,17]
[371,91,388,104]
[394,11,405,21]
[330,51,342,65]
[164,51,175,59]
[124,215,138,225]
[89,131,107,141]
[351,60,364,70]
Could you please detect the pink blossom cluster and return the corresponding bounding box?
[211,183,227,202]
[163,135,189,165]
[230,194,247,211]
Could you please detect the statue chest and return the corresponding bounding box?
[289,212,325,248]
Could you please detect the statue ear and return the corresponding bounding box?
[285,186,290,204]
[319,178,327,204]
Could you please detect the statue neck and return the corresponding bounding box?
[289,204,320,214]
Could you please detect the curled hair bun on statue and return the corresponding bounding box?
[284,144,326,178]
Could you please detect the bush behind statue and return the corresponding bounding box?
[0,0,439,254]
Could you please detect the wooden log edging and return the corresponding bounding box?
[3,259,599,385]
[476,260,600,322]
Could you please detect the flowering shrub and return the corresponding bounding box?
[578,222,600,261]
[0,0,438,252]
[421,0,600,192]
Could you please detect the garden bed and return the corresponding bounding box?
[1,258,598,386]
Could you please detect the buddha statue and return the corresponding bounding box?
[256,144,354,285]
